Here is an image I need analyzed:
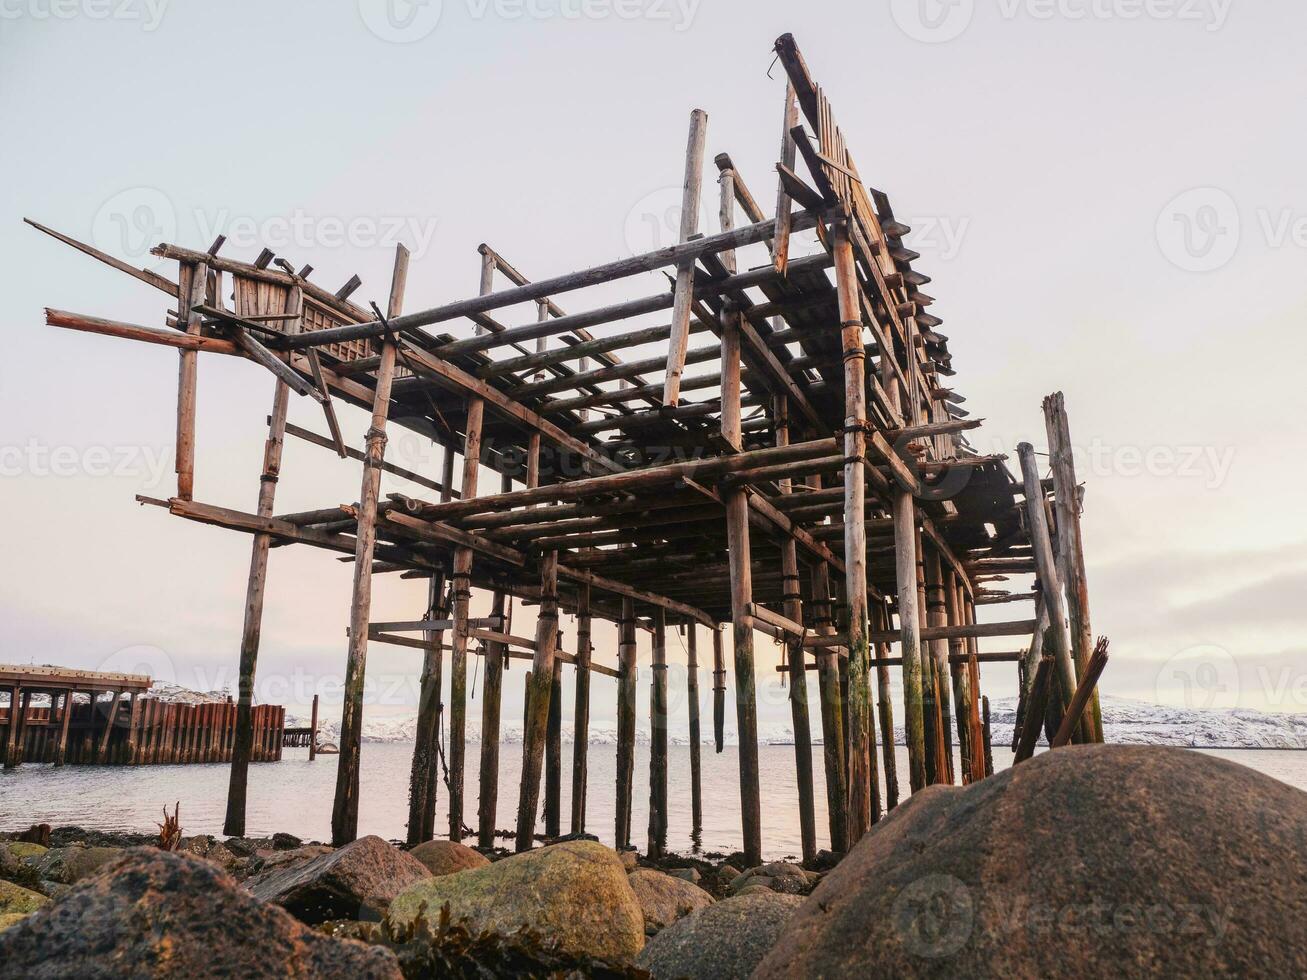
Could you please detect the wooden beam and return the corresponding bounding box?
[663,108,709,407]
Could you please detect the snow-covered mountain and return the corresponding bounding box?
[290,696,1307,750]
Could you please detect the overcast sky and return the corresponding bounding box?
[2,0,1304,736]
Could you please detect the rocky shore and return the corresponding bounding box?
[3,746,1306,977]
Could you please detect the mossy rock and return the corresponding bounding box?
[2,842,48,862]
[0,912,31,933]
[0,880,49,916]
[390,840,644,963]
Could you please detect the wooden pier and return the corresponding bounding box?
[27,34,1106,858]
[0,666,285,768]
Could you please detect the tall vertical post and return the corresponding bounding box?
[308,693,319,761]
[1043,393,1101,743]
[6,689,29,768]
[407,567,447,844]
[477,476,513,849]
[545,658,563,839]
[174,260,207,500]
[96,691,122,764]
[448,398,485,841]
[54,689,75,767]
[662,108,708,408]
[615,598,637,850]
[647,609,669,859]
[331,245,408,846]
[832,221,874,843]
[775,396,816,864]
[944,571,976,782]
[685,624,703,844]
[1018,442,1078,733]
[125,692,141,765]
[924,548,955,784]
[871,600,899,809]
[711,629,725,753]
[516,551,560,851]
[916,528,941,784]
[570,584,592,835]
[809,555,847,851]
[225,285,302,836]
[894,492,928,794]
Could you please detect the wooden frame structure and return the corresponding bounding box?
[28,34,1104,860]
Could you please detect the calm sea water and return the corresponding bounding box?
[1,744,1303,860]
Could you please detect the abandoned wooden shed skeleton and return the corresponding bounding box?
[29,34,1106,863]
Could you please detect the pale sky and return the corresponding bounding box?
[2,0,1305,734]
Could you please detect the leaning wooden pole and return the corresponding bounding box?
[570,583,592,835]
[174,260,207,501]
[225,285,301,837]
[662,108,708,408]
[944,571,976,782]
[545,658,563,839]
[647,608,669,860]
[331,244,408,846]
[809,555,848,851]
[1017,442,1078,732]
[516,551,561,851]
[407,568,447,845]
[1043,392,1102,743]
[894,489,928,794]
[832,220,874,842]
[924,547,955,784]
[871,600,900,809]
[477,471,515,848]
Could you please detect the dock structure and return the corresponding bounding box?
[27,34,1105,858]
[0,666,285,768]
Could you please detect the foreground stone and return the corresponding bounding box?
[248,835,430,924]
[0,848,401,978]
[389,840,645,963]
[726,860,813,896]
[408,839,489,877]
[627,868,714,934]
[636,892,801,979]
[756,745,1307,978]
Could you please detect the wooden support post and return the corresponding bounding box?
[1043,393,1102,743]
[872,601,899,810]
[776,397,816,864]
[96,691,122,764]
[894,489,928,794]
[175,260,207,500]
[1052,637,1110,748]
[711,629,726,754]
[516,551,560,851]
[772,80,799,276]
[662,108,708,407]
[924,548,955,784]
[448,398,485,842]
[833,220,875,843]
[647,609,670,859]
[54,689,75,767]
[686,624,703,844]
[407,568,447,845]
[982,696,994,775]
[309,694,319,761]
[1017,442,1078,733]
[5,687,22,769]
[945,571,976,782]
[615,597,637,851]
[570,584,592,835]
[545,657,563,839]
[476,471,510,850]
[331,245,408,847]
[964,595,988,776]
[124,692,141,765]
[809,556,847,850]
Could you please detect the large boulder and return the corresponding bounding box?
[37,845,121,884]
[636,891,801,979]
[389,840,645,963]
[0,848,401,978]
[2,842,48,862]
[408,839,489,877]
[756,745,1307,978]
[626,868,714,934]
[247,835,429,924]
